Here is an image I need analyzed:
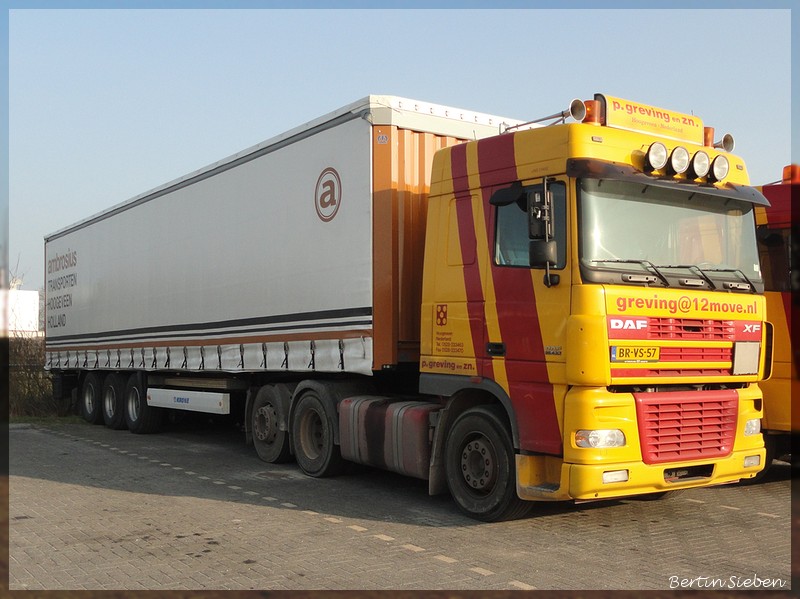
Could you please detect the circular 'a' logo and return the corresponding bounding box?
[315,167,342,222]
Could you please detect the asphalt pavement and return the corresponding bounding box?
[7,418,795,591]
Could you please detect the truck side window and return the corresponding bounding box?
[495,181,566,269]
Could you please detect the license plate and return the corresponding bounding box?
[611,346,660,362]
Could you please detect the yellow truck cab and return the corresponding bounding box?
[420,94,767,518]
[754,164,797,471]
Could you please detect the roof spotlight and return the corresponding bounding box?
[646,142,668,171]
[689,151,710,179]
[669,146,690,174]
[709,155,729,182]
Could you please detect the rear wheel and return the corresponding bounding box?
[445,405,531,522]
[124,372,162,434]
[252,386,291,463]
[80,372,105,424]
[102,373,127,430]
[291,389,342,477]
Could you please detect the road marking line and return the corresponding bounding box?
[262,496,277,501]
[281,502,297,508]
[471,567,494,576]
[159,463,171,466]
[402,544,425,553]
[185,471,196,475]
[228,486,242,490]
[373,534,394,541]
[757,512,781,518]
[434,555,457,563]
[325,517,343,523]
[302,510,318,516]
[509,580,536,590]
[199,476,210,480]
[348,525,367,532]
[213,480,226,485]
[685,498,705,504]
[172,467,183,471]
[720,505,740,511]
[244,491,259,496]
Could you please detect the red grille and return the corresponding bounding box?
[613,368,729,378]
[659,347,731,361]
[634,389,738,464]
[648,318,735,340]
[612,346,733,378]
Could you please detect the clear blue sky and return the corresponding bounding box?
[4,3,796,291]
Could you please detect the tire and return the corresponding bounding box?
[124,372,162,434]
[252,385,291,463]
[445,405,531,522]
[290,389,342,477]
[80,372,105,424]
[101,373,127,430]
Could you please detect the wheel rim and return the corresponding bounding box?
[254,403,278,444]
[298,408,324,460]
[104,386,116,418]
[84,384,96,414]
[127,387,141,422]
[460,433,498,495]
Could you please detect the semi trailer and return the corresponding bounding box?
[46,94,769,520]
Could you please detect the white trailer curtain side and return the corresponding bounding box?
[44,95,520,376]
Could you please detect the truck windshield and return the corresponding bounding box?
[578,178,762,286]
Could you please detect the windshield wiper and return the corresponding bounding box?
[660,265,717,290]
[697,267,756,291]
[590,259,670,286]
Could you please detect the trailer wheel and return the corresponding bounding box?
[101,373,127,430]
[80,372,105,424]
[124,372,162,434]
[252,386,291,463]
[291,389,342,477]
[445,405,531,522]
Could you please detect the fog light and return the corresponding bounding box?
[689,151,710,179]
[744,455,761,468]
[575,429,626,448]
[645,142,668,171]
[602,470,629,484]
[744,418,761,436]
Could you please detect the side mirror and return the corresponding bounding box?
[530,239,557,267]
[528,190,548,239]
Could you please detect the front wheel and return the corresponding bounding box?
[445,405,531,522]
[290,390,342,477]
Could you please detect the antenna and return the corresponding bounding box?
[502,99,586,133]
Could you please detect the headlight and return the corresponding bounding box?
[709,155,729,182]
[744,418,761,436]
[575,429,626,448]
[689,151,710,179]
[669,146,690,174]
[646,142,668,171]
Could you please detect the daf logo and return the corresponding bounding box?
[610,318,648,330]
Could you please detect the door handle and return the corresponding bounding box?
[486,342,506,357]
